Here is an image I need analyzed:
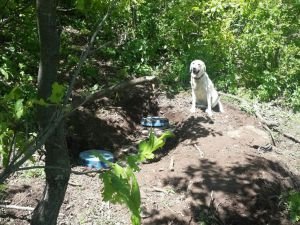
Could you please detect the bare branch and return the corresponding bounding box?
[0,109,65,183]
[63,2,114,106]
[74,75,157,109]
[16,165,108,175]
[0,204,34,211]
[7,131,17,165]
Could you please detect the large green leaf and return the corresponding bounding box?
[100,130,174,225]
[0,68,9,79]
[14,99,24,119]
[48,82,65,104]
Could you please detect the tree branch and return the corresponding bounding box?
[0,3,114,183]
[6,131,17,165]
[74,75,157,109]
[63,1,114,106]
[0,109,65,183]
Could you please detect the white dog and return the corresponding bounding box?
[190,59,224,116]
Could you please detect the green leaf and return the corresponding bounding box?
[7,87,22,100]
[14,99,24,119]
[48,82,65,104]
[100,131,173,225]
[100,164,142,224]
[127,155,140,171]
[136,130,174,162]
[0,68,9,79]
[18,63,26,69]
[192,6,200,11]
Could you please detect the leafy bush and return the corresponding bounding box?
[56,0,300,110]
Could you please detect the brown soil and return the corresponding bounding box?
[1,90,299,225]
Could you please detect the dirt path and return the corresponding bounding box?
[1,91,299,225]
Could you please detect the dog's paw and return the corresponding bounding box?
[190,107,196,113]
[205,109,213,116]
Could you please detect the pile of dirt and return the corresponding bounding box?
[0,90,299,225]
[67,83,159,159]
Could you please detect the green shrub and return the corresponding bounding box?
[287,191,300,223]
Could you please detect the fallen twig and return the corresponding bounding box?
[16,165,108,175]
[0,204,34,211]
[253,104,278,127]
[152,186,168,194]
[254,106,300,144]
[193,144,204,158]
[68,181,82,187]
[262,124,276,146]
[272,127,300,144]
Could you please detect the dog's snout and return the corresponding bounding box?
[192,67,198,73]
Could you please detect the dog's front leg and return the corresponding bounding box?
[190,89,196,113]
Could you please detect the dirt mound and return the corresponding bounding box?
[67,84,159,158]
[1,91,299,225]
[138,92,298,225]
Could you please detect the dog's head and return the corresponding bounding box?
[190,60,206,78]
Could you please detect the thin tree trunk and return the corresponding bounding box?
[31,0,70,225]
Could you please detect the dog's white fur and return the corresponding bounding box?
[190,59,224,116]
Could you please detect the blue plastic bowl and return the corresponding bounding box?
[79,150,114,169]
[141,116,169,128]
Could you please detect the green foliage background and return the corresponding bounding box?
[2,0,300,111]
[68,0,299,106]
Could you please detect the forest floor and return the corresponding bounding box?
[0,88,300,225]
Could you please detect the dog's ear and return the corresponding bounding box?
[200,61,206,74]
[189,61,194,73]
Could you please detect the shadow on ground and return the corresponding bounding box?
[144,156,299,225]
[156,114,221,161]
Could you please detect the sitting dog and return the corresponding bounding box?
[190,59,224,116]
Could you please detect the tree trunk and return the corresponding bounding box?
[31,0,70,225]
